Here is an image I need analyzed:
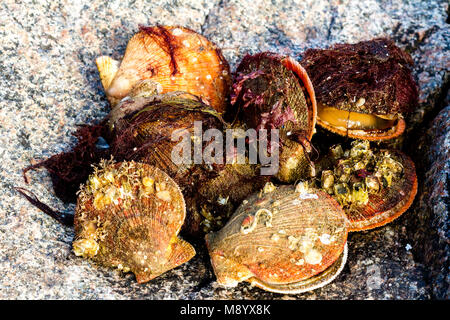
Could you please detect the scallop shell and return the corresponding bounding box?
[315,109,407,141]
[205,183,348,294]
[318,142,417,231]
[228,52,317,183]
[301,38,418,141]
[97,25,231,113]
[344,149,417,231]
[107,93,268,235]
[73,160,195,283]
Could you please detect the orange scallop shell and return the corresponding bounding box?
[346,149,417,232]
[74,161,195,283]
[229,53,317,182]
[282,56,317,140]
[205,184,348,293]
[101,25,231,113]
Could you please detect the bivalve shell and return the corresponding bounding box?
[228,52,317,183]
[301,38,418,141]
[73,160,195,283]
[205,183,348,294]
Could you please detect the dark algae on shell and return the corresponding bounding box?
[228,52,317,183]
[301,38,419,140]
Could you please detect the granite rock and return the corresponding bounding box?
[0,0,449,299]
[405,103,450,299]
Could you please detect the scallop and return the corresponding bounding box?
[107,92,269,235]
[73,160,195,283]
[301,38,418,141]
[205,183,348,294]
[318,142,418,231]
[96,25,231,113]
[228,52,317,183]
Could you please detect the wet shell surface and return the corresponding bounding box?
[108,92,268,235]
[318,141,417,231]
[97,25,232,113]
[301,38,418,141]
[205,183,348,294]
[73,160,195,283]
[229,52,317,183]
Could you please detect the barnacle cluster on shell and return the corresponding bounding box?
[74,160,195,283]
[301,38,418,141]
[314,141,417,232]
[320,140,404,205]
[105,91,268,235]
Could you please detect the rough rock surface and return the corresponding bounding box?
[405,103,450,299]
[0,0,448,299]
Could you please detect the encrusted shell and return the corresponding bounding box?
[228,52,317,183]
[73,160,195,283]
[108,93,268,235]
[205,183,348,294]
[301,38,418,141]
[318,142,418,231]
[97,25,231,113]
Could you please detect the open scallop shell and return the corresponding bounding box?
[73,160,195,283]
[205,183,348,294]
[228,52,317,182]
[97,25,231,113]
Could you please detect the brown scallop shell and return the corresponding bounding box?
[228,52,317,183]
[205,184,348,294]
[97,25,231,113]
[345,149,417,231]
[301,38,418,141]
[73,160,195,283]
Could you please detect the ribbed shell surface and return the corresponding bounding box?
[107,26,231,113]
[206,185,348,287]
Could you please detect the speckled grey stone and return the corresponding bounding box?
[405,103,450,300]
[0,0,449,299]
